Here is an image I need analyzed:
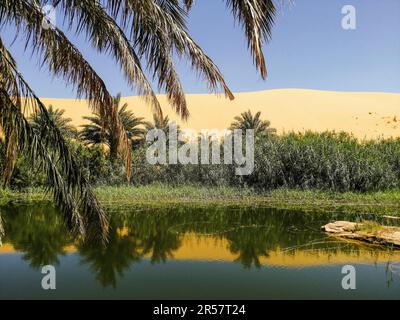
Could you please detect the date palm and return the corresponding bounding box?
[145,113,173,133]
[80,94,145,163]
[0,0,277,237]
[143,112,182,145]
[230,110,276,137]
[30,105,77,140]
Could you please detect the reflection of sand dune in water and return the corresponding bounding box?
[0,244,15,254]
[2,233,400,268]
[170,233,400,267]
[40,89,400,140]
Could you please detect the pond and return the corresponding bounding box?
[0,203,400,299]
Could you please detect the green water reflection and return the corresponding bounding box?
[1,203,400,299]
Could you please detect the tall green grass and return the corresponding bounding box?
[132,131,400,192]
[3,131,400,193]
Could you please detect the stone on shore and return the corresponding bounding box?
[322,221,400,248]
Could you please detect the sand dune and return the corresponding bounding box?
[41,89,400,140]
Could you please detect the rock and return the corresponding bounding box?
[322,221,357,233]
[383,215,400,220]
[322,221,400,249]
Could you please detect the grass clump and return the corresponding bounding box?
[356,221,385,235]
[2,184,400,215]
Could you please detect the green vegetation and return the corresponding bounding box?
[1,204,366,285]
[95,186,400,216]
[30,105,78,140]
[5,129,400,193]
[0,0,275,236]
[79,94,146,164]
[2,185,400,216]
[356,221,385,234]
[1,3,399,229]
[129,131,400,192]
[230,109,277,137]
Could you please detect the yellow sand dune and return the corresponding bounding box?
[41,89,400,140]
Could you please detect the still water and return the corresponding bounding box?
[0,203,400,299]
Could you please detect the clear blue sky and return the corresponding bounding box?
[2,0,400,97]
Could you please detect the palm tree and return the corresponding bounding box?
[80,94,145,163]
[230,110,276,137]
[143,113,182,145]
[0,0,277,237]
[145,113,172,133]
[30,105,77,140]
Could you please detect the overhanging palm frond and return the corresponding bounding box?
[131,0,189,119]
[58,0,163,118]
[0,1,114,120]
[1,0,279,237]
[183,0,195,10]
[0,40,108,240]
[185,0,276,79]
[1,127,18,187]
[108,0,235,104]
[0,89,107,237]
[225,0,276,79]
[0,38,22,186]
[0,0,134,181]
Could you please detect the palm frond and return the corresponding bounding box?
[0,1,112,119]
[108,0,235,104]
[230,109,276,136]
[0,0,134,181]
[183,0,276,79]
[58,0,162,117]
[30,105,78,140]
[2,128,18,186]
[183,0,195,10]
[0,40,108,240]
[225,0,276,79]
[79,94,146,161]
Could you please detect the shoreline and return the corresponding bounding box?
[1,185,400,215]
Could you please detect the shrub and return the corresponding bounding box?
[131,131,400,192]
[3,131,400,193]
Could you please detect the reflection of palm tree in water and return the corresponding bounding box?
[140,230,181,264]
[3,205,71,269]
[226,227,275,269]
[77,225,142,289]
[3,205,393,288]
[126,212,182,264]
[77,212,182,287]
[163,208,363,269]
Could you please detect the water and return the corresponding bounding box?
[0,203,400,299]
